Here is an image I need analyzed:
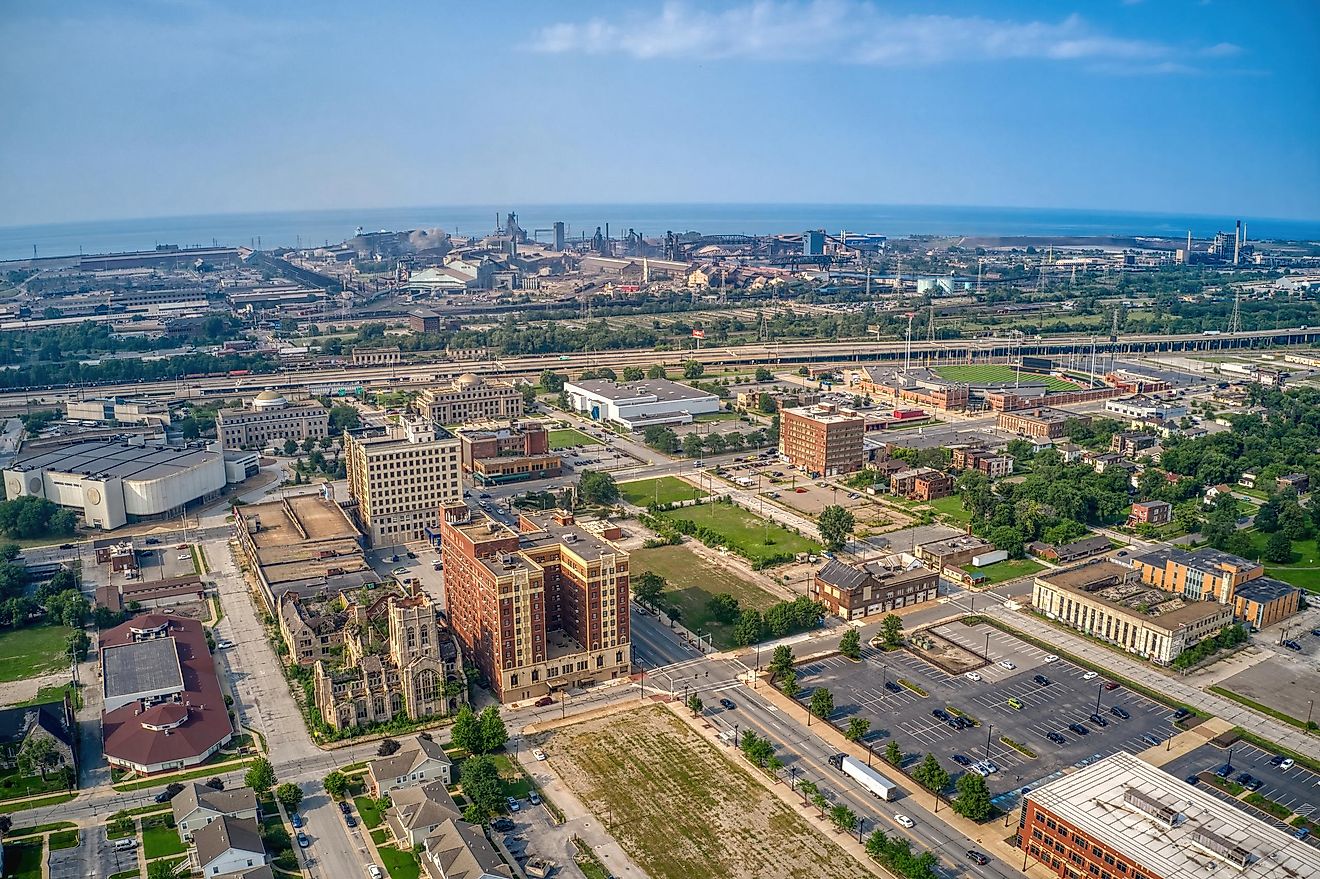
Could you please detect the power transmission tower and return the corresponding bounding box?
[1227,290,1242,334]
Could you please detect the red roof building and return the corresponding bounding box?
[100,614,233,775]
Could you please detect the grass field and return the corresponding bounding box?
[48,829,78,850]
[929,494,973,523]
[377,845,421,879]
[547,428,601,450]
[976,558,1047,584]
[934,364,1080,391]
[141,823,186,859]
[353,795,385,829]
[632,545,779,648]
[659,503,819,565]
[545,706,867,879]
[692,411,743,422]
[1,840,42,879]
[0,625,75,683]
[618,476,707,507]
[1244,532,1320,593]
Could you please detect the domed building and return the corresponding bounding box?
[216,390,331,450]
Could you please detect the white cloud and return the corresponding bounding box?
[530,1,1238,73]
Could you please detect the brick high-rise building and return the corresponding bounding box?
[779,404,864,477]
[437,505,630,703]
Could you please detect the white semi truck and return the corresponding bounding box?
[829,753,898,801]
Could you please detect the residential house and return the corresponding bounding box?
[192,815,267,877]
[1127,501,1172,527]
[1203,484,1234,506]
[173,784,259,842]
[1026,535,1111,564]
[1055,442,1083,463]
[889,467,953,501]
[367,737,454,796]
[385,780,462,848]
[1277,473,1310,493]
[419,818,514,879]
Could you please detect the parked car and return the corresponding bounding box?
[1103,681,1120,691]
[1245,778,1264,792]
[1172,708,1191,721]
[1089,713,1109,727]
[1234,772,1253,786]
[154,783,184,804]
[1280,758,1295,771]
[964,672,982,682]
[1047,732,1067,744]
[1283,640,1303,651]
[367,866,384,879]
[1068,723,1089,736]
[491,817,515,832]
[884,681,902,693]
[997,660,1016,670]
[966,851,989,866]
[532,748,547,761]
[952,754,972,766]
[528,792,541,805]
[290,813,303,828]
[345,814,358,828]
[893,814,915,828]
[1042,654,1059,663]
[339,801,352,815]
[145,537,160,545]
[1110,706,1130,720]
[1006,698,1024,710]
[1214,764,1232,778]
[1033,674,1052,686]
[932,709,950,722]
[506,797,520,812]
[297,832,310,848]
[534,696,555,707]
[215,639,234,650]
[1185,775,1200,785]
[1269,754,1286,766]
[1082,671,1098,681]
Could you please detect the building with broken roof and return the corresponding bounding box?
[812,555,938,620]
[1131,547,1302,629]
[1020,752,1320,879]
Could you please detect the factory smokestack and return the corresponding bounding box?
[1234,220,1241,265]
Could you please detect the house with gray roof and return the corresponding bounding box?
[420,818,513,879]
[173,783,259,841]
[385,780,462,847]
[368,736,453,796]
[191,815,267,877]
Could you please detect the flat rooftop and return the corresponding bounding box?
[1001,407,1076,424]
[919,534,992,556]
[242,496,360,546]
[1027,752,1320,879]
[103,638,184,700]
[9,441,217,481]
[1037,561,1229,628]
[783,405,863,425]
[567,378,715,404]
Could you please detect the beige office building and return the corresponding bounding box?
[345,417,462,547]
[415,374,522,426]
[217,391,329,450]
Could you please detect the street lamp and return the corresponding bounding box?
[985,723,994,762]
[1308,700,1315,734]
[1094,684,1104,717]
[983,632,991,662]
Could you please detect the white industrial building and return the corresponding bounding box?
[3,441,227,530]
[1105,395,1189,422]
[564,379,721,429]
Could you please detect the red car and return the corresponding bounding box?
[534,696,555,707]
[1103,681,1120,691]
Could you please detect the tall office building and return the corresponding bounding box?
[779,404,865,476]
[344,417,462,547]
[414,374,522,426]
[437,505,630,704]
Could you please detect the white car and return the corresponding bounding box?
[177,553,191,562]
[997,660,1016,670]
[1082,671,1099,681]
[964,672,983,682]
[215,639,234,650]
[531,748,547,761]
[391,566,408,576]
[893,814,915,828]
[1042,654,1059,663]
[367,867,384,879]
[1280,758,1295,771]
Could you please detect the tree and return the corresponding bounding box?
[809,687,834,720]
[829,803,858,834]
[685,694,703,716]
[458,755,505,820]
[845,717,871,742]
[377,737,401,757]
[1263,530,1294,564]
[451,705,480,754]
[683,360,705,379]
[880,614,904,649]
[914,753,949,793]
[757,392,777,415]
[705,433,727,455]
[818,505,855,552]
[477,706,508,753]
[539,370,566,393]
[621,366,644,382]
[282,438,298,456]
[839,628,861,660]
[769,644,794,679]
[327,403,360,433]
[275,782,303,814]
[646,364,666,380]
[244,757,276,795]
[884,740,902,766]
[755,367,773,381]
[17,737,57,780]
[323,770,349,799]
[205,777,225,791]
[682,433,704,459]
[779,669,800,699]
[66,631,90,662]
[0,815,10,838]
[732,608,764,647]
[633,571,666,608]
[953,772,992,821]
[706,592,741,624]
[578,471,619,506]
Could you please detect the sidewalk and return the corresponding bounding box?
[987,605,1320,760]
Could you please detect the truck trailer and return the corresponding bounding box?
[829,753,898,801]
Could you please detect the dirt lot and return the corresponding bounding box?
[544,706,868,879]
[907,628,987,674]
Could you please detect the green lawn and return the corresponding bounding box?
[934,364,1080,391]
[976,558,1047,584]
[48,829,78,850]
[619,476,707,507]
[353,795,385,830]
[6,682,79,710]
[692,411,742,423]
[1,840,42,879]
[547,428,601,450]
[658,503,819,566]
[377,845,422,879]
[488,752,532,799]
[0,792,74,813]
[142,823,186,859]
[0,765,67,801]
[0,625,75,683]
[1243,532,1320,593]
[632,545,780,648]
[929,494,972,524]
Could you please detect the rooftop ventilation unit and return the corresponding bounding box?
[1122,787,1178,829]
[1190,825,1252,868]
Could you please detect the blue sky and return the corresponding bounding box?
[0,0,1316,226]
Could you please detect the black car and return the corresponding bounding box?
[1283,640,1302,651]
[884,681,902,693]
[345,814,358,828]
[1110,706,1130,720]
[966,850,989,866]
[719,698,736,710]
[1235,771,1253,785]
[1269,754,1287,767]
[952,754,972,766]
[1186,775,1200,784]
[491,817,515,832]
[1215,764,1232,778]
[154,782,184,804]
[1046,731,1067,744]
[145,537,160,545]
[1245,777,1264,791]
[59,543,73,549]
[1311,629,1320,637]
[932,709,950,722]
[1033,674,1051,686]
[1172,708,1190,720]
[339,801,352,815]
[1089,713,1109,727]
[479,492,492,499]
[1068,723,1089,736]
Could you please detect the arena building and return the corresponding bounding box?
[3,441,227,530]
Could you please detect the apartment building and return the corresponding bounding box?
[812,556,939,620]
[950,446,1014,478]
[996,407,1087,440]
[438,505,630,704]
[345,418,462,546]
[1130,547,1301,628]
[1032,561,1232,664]
[216,391,329,450]
[415,374,522,426]
[778,404,865,476]
[889,467,954,501]
[1127,500,1172,526]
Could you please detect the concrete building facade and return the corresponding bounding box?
[812,556,939,620]
[996,407,1087,440]
[345,418,462,547]
[415,375,522,426]
[564,378,720,430]
[456,420,561,486]
[216,391,329,450]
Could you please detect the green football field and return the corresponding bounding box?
[934,364,1080,391]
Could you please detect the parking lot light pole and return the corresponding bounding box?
[985,723,994,762]
[857,816,866,844]
[1094,684,1103,717]
[1307,700,1315,734]
[983,632,991,661]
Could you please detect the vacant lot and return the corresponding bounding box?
[0,625,74,683]
[660,503,819,565]
[976,558,1046,584]
[632,545,779,648]
[1244,532,1320,593]
[545,706,867,879]
[547,428,601,450]
[928,494,972,524]
[1,840,41,879]
[934,364,1079,391]
[619,476,707,507]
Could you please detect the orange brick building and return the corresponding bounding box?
[778,405,864,477]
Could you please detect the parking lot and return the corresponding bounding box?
[796,620,1181,802]
[1164,740,1320,829]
